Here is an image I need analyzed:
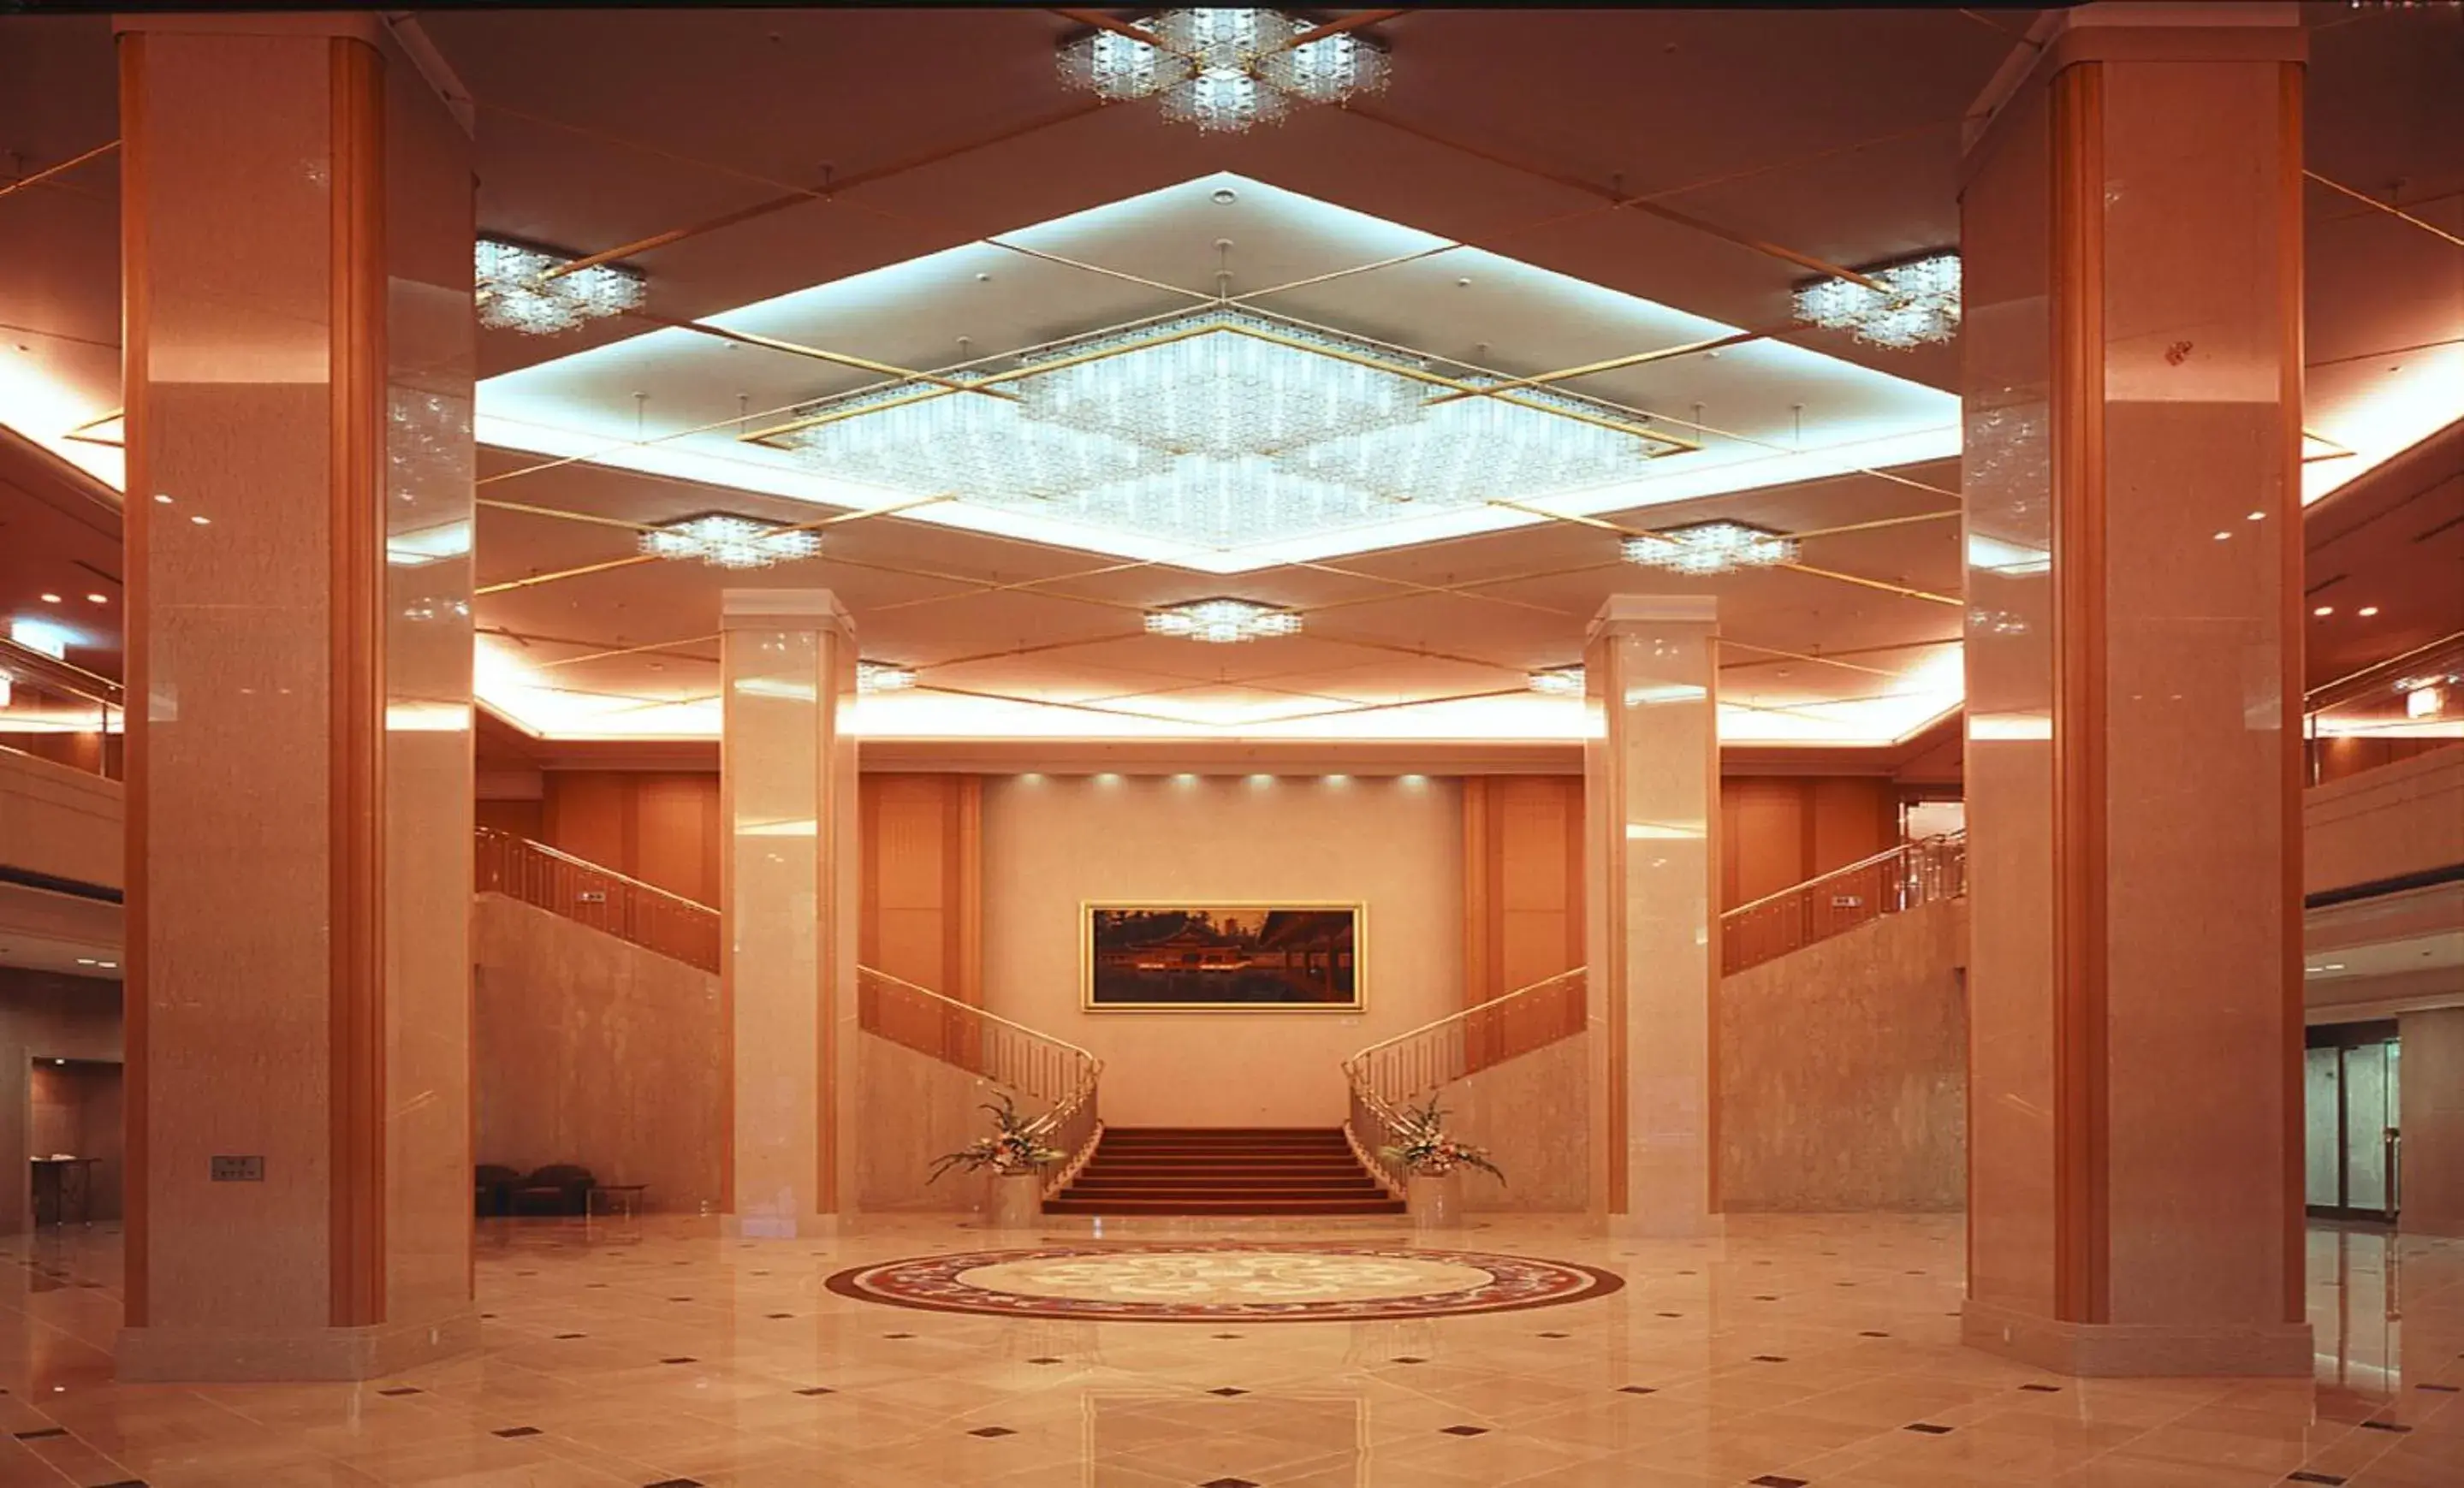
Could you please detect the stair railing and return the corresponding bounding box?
[858,966,1104,1197]
[1340,967,1588,1196]
[475,827,1103,1194]
[1719,828,1968,976]
[475,825,722,972]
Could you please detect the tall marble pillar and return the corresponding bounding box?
[720,590,859,1236]
[1960,3,2311,1375]
[116,16,478,1379]
[1584,596,1722,1236]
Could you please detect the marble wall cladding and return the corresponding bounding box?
[2399,1007,2464,1239]
[979,774,1461,1129]
[472,894,726,1217]
[1449,1031,1588,1213]
[855,1031,995,1213]
[0,969,122,1234]
[2304,749,2464,895]
[0,750,122,890]
[1719,899,1969,1212]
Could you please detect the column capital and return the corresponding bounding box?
[115,12,388,44]
[1588,595,1718,641]
[720,588,855,637]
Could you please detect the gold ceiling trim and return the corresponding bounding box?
[2305,170,2464,252]
[1419,328,1776,406]
[473,495,950,596]
[0,139,118,204]
[1483,496,1962,608]
[636,311,1022,401]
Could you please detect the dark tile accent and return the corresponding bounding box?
[1748,1478,1808,1488]
[795,1387,835,1397]
[14,1429,68,1440]
[480,1313,499,1320]
[2019,1383,2062,1392]
[1618,1385,1657,1396]
[883,1332,915,1340]
[1537,1331,1569,1339]
[1750,1355,1789,1363]
[967,1426,1016,1438]
[1677,1270,1695,1276]
[659,1357,697,1366]
[644,1480,704,1488]
[1655,1312,1683,1319]
[376,1387,423,1396]
[1905,1423,1953,1435]
[1390,1356,1428,1365]
[86,1480,148,1488]
[1754,1295,1779,1302]
[765,1313,794,1320]
[1439,1426,1490,1437]
[2287,1473,2348,1485]
[555,1333,585,1340]
[2360,1420,2413,1433]
[1199,1479,1262,1488]
[1027,1356,1062,1365]
[2419,1384,2461,1393]
[1859,1331,1892,1338]
[1211,1332,1244,1339]
[492,1427,543,1438]
[667,1297,692,1303]
[1208,1387,1250,1397]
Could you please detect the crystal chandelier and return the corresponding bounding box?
[1527,666,1585,697]
[475,237,646,335]
[857,661,917,693]
[1057,9,1389,133]
[639,513,821,569]
[1622,520,1798,575]
[1792,252,1960,349]
[1145,597,1303,643]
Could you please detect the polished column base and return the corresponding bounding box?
[722,1212,844,1241]
[116,1309,480,1383]
[1962,1298,2312,1378]
[1601,1209,1725,1241]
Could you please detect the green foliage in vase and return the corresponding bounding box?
[929,1092,1066,1182]
[1379,1096,1505,1183]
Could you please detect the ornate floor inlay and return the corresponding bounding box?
[824,1242,1624,1322]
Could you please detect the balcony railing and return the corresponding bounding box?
[0,637,123,782]
[2305,629,2462,786]
[1340,968,1586,1196]
[474,826,722,973]
[858,966,1105,1196]
[1719,829,1967,976]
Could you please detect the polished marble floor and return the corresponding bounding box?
[0,1214,2456,1488]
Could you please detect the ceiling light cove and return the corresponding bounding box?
[475,237,647,336]
[474,175,1961,572]
[1144,597,1303,643]
[1057,9,1389,133]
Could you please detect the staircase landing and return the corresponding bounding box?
[1044,1127,1404,1217]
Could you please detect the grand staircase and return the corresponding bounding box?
[1044,1127,1404,1217]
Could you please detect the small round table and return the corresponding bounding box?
[586,1183,648,1235]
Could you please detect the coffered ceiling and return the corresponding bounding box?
[2,4,2460,753]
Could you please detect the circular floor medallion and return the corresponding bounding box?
[825,1242,1623,1322]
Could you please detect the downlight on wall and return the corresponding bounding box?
[1144,597,1303,643]
[475,236,646,335]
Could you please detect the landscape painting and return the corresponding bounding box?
[1084,903,1363,1011]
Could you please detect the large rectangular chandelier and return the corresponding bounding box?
[758,306,1690,555]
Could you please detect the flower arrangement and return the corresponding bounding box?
[930,1094,1066,1183]
[1380,1096,1505,1183]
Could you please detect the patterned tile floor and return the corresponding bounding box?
[0,1214,2455,1488]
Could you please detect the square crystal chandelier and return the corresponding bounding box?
[1527,665,1585,697]
[476,237,646,335]
[1145,597,1302,643]
[857,661,917,693]
[1793,252,1960,349]
[1057,9,1388,133]
[761,305,1687,556]
[1623,520,1798,575]
[639,513,820,569]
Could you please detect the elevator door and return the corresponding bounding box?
[2307,1022,2401,1224]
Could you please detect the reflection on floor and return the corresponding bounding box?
[0,1214,2456,1487]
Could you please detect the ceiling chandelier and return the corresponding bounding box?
[1057,9,1389,133]
[1145,597,1303,643]
[1623,520,1799,575]
[638,513,820,569]
[475,237,646,336]
[1792,252,1961,349]
[857,661,917,694]
[1527,666,1585,697]
[763,305,1689,554]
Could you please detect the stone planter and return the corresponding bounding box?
[989,1171,1045,1230]
[1406,1170,1464,1230]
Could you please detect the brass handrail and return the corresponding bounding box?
[1718,829,1967,975]
[474,826,724,971]
[1339,967,1588,1196]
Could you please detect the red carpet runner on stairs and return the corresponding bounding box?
[1043,1127,1407,1217]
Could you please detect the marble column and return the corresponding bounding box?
[1960,3,2311,1375]
[116,15,478,1379]
[1583,596,1722,1236]
[720,590,859,1236]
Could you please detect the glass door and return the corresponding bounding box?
[2307,1021,2402,1224]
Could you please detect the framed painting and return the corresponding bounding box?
[1083,902,1364,1012]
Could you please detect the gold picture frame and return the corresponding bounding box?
[1081,900,1365,1013]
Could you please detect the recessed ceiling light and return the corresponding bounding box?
[190,514,211,525]
[2313,605,2334,617]
[85,593,108,605]
[151,494,173,505]
[38,593,61,603]
[2212,531,2230,542]
[1211,187,1238,205]
[2358,606,2379,617]
[1145,597,1301,643]
[2247,510,2265,521]
[2408,685,2444,720]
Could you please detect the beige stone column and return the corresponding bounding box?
[720,590,858,1236]
[1583,596,1721,1236]
[116,15,478,1379]
[1960,3,2311,1375]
